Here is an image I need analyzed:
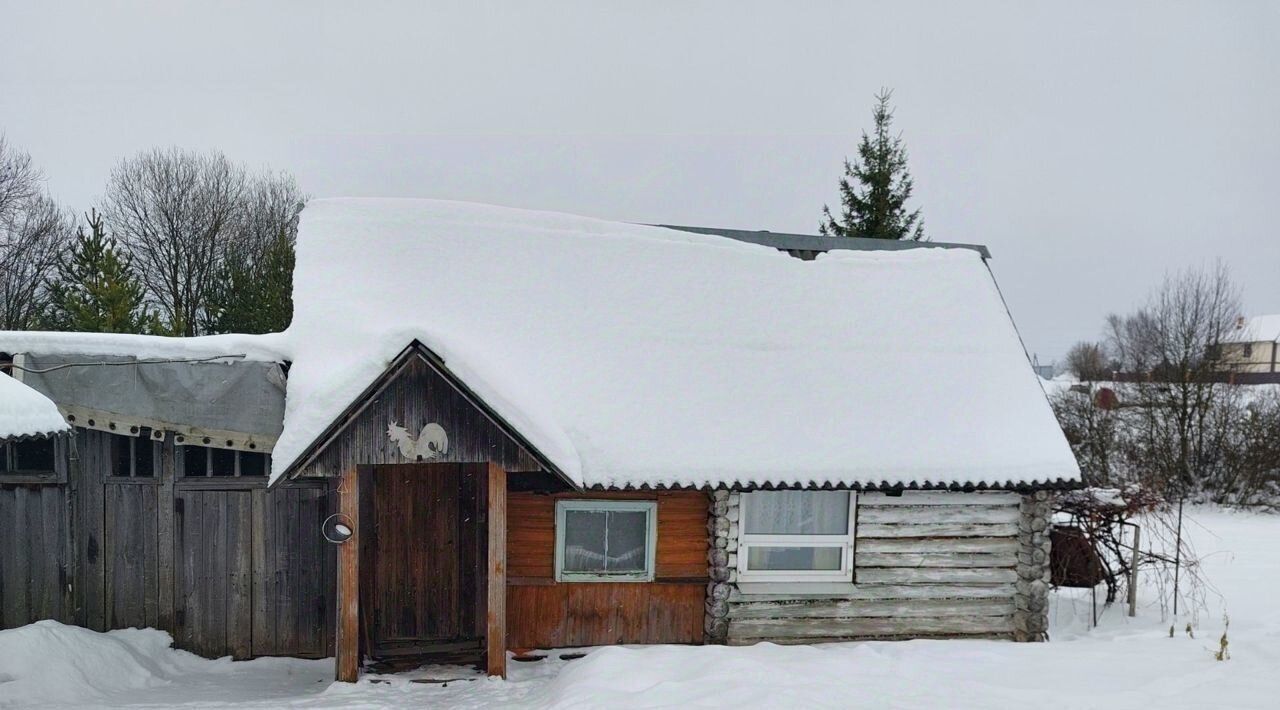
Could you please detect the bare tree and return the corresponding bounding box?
[0,138,73,330]
[0,135,41,221]
[102,148,247,336]
[1065,340,1111,381]
[1103,263,1242,494]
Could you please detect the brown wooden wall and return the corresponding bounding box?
[506,490,709,649]
[302,353,544,478]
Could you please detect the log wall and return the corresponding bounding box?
[506,490,709,649]
[724,491,1027,645]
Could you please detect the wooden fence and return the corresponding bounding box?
[0,428,336,659]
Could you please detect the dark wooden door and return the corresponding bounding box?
[365,464,485,658]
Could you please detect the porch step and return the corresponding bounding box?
[366,638,485,673]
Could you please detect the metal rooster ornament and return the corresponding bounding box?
[387,420,450,461]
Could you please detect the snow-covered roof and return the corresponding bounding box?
[0,374,70,441]
[1225,315,1280,344]
[274,198,1080,490]
[0,331,289,363]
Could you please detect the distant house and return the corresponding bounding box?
[0,199,1080,682]
[1220,315,1280,375]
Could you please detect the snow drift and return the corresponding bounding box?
[0,621,200,705]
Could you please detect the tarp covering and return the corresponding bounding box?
[19,354,285,444]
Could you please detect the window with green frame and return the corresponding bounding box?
[554,499,657,582]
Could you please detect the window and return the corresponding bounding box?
[1243,344,1253,359]
[179,445,269,478]
[737,491,856,582]
[554,500,657,582]
[109,431,156,478]
[2,438,56,475]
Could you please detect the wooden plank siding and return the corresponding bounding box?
[506,490,709,649]
[727,491,1022,645]
[302,355,544,479]
[1,429,335,661]
[0,483,72,627]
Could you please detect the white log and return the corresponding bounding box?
[728,614,1014,641]
[856,537,1019,554]
[856,567,1016,585]
[855,552,1013,569]
[857,505,1020,525]
[728,598,1015,620]
[730,583,1015,602]
[857,522,1019,538]
[858,491,1021,506]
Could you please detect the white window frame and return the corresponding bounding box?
[554,499,658,583]
[736,491,857,583]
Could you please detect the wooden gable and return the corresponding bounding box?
[290,344,555,481]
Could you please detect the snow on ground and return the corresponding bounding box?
[2,507,1277,709]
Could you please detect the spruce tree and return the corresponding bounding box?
[45,210,152,333]
[820,89,926,241]
[202,230,295,334]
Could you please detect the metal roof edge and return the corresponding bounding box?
[654,224,991,259]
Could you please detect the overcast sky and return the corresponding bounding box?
[2,1,1277,361]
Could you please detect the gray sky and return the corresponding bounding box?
[3,1,1277,362]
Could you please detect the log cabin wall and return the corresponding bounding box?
[724,491,1026,644]
[506,490,710,649]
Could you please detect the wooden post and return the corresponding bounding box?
[486,462,507,679]
[335,466,361,682]
[1127,524,1141,617]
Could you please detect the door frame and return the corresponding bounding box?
[334,461,506,681]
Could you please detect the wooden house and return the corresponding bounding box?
[0,199,1080,681]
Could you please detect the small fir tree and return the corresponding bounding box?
[45,210,152,333]
[202,231,296,334]
[820,89,926,241]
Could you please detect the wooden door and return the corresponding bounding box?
[364,463,485,658]
[173,489,254,659]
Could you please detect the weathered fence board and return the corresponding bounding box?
[0,484,71,628]
[73,429,108,631]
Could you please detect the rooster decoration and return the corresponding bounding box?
[387,421,450,461]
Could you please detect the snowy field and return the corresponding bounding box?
[2,507,1276,709]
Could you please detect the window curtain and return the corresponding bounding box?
[742,491,849,535]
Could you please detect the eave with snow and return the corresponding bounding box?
[0,198,1079,682]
